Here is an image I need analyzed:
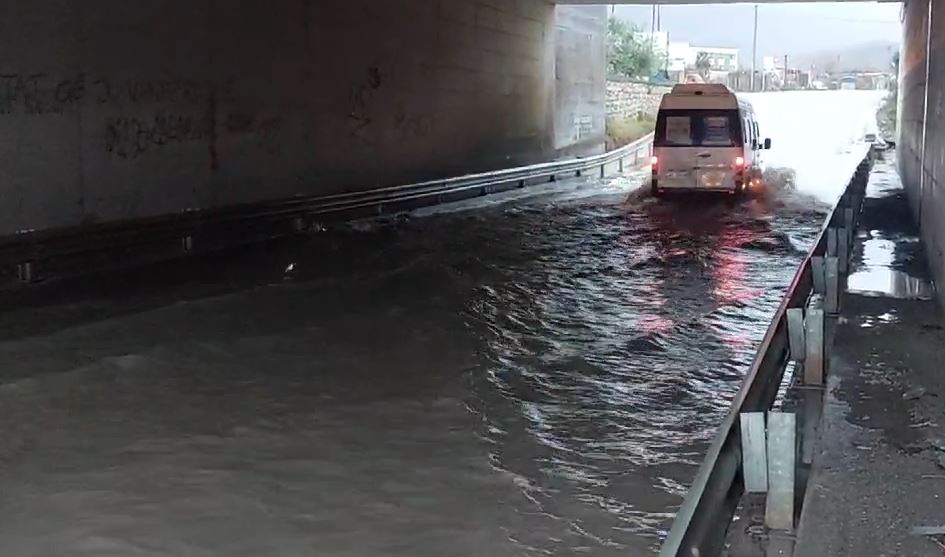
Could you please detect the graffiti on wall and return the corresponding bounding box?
[1,68,435,161]
[104,113,213,159]
[104,110,285,160]
[0,73,237,114]
[0,73,65,114]
[0,72,283,162]
[348,66,382,138]
[345,66,434,142]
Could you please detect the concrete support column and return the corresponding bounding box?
[554,6,607,157]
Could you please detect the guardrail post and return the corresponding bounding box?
[824,257,840,315]
[740,412,769,493]
[843,207,855,244]
[849,196,861,230]
[181,235,194,254]
[800,387,824,466]
[826,228,838,258]
[837,228,849,273]
[811,256,826,294]
[619,157,624,173]
[805,296,825,385]
[17,261,34,283]
[600,164,605,179]
[786,308,806,362]
[765,412,796,532]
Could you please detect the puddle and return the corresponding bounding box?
[847,233,934,299]
[864,171,903,198]
[859,311,900,328]
[863,237,895,265]
[847,268,934,299]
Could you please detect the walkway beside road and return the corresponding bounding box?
[795,155,945,555]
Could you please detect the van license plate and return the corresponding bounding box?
[701,172,724,187]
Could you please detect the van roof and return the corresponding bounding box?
[660,83,748,111]
[669,84,733,96]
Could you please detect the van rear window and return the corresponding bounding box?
[655,110,742,147]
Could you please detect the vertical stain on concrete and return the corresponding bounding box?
[74,1,87,219]
[208,85,219,172]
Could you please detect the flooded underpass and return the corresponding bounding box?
[0,91,883,556]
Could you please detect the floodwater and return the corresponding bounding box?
[0,91,882,556]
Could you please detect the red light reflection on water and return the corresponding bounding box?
[709,226,766,347]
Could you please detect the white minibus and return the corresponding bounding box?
[651,84,771,197]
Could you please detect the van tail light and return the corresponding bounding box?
[650,156,659,172]
[734,156,745,168]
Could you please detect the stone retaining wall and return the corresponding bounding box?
[606,81,671,120]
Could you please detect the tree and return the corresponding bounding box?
[878,51,899,138]
[695,52,712,80]
[607,18,663,79]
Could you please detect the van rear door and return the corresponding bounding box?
[654,109,743,189]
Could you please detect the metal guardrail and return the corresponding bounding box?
[0,133,653,285]
[657,148,875,557]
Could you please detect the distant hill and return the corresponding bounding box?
[789,41,899,74]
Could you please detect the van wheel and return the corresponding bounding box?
[733,182,746,199]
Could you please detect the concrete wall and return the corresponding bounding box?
[553,5,607,155]
[0,0,606,235]
[899,0,945,305]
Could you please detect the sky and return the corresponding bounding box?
[611,2,902,63]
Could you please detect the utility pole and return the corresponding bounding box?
[649,3,657,77]
[750,4,758,91]
[784,54,789,87]
[665,31,670,73]
[650,4,657,45]
[656,5,663,78]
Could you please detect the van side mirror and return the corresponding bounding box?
[764,138,772,150]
